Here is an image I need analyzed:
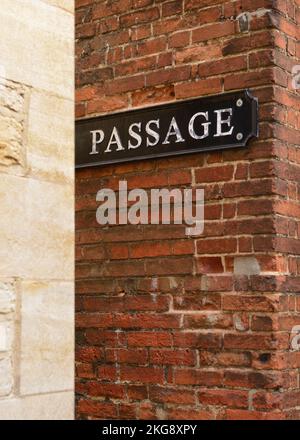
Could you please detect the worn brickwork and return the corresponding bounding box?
[75,0,300,419]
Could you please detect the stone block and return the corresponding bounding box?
[19,281,74,395]
[0,391,74,420]
[0,0,73,99]
[27,89,74,184]
[0,358,13,397]
[0,78,29,174]
[0,174,74,280]
[0,281,15,314]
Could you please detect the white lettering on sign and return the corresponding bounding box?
[162,116,185,144]
[104,126,124,153]
[189,112,211,140]
[214,108,234,137]
[146,119,160,147]
[90,130,104,155]
[77,91,258,168]
[89,108,235,155]
[128,122,142,149]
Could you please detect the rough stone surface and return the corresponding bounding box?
[0,391,73,420]
[0,0,73,99]
[0,0,74,420]
[20,281,74,395]
[27,89,74,184]
[0,79,28,174]
[0,281,15,314]
[0,280,15,399]
[0,358,13,397]
[42,0,74,13]
[0,174,74,280]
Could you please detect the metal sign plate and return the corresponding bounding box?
[75,89,258,168]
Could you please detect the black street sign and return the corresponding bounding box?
[75,89,258,168]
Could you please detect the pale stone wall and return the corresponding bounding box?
[0,0,74,420]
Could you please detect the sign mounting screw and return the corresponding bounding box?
[236,133,243,140]
[236,99,243,107]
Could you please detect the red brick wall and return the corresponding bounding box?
[75,0,300,419]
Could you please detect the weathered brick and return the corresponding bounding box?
[175,78,222,99]
[169,31,190,48]
[197,238,237,254]
[145,66,190,87]
[76,0,300,421]
[120,8,160,27]
[162,1,182,17]
[135,36,167,57]
[198,389,248,409]
[105,75,145,95]
[176,44,221,64]
[150,349,196,366]
[193,21,235,43]
[77,399,117,418]
[174,369,223,386]
[120,366,165,384]
[149,386,195,404]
